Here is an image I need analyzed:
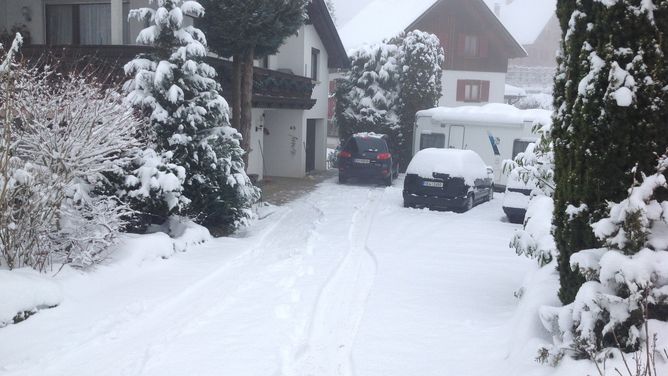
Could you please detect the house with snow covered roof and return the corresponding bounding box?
[341,0,527,108]
[493,0,560,92]
[0,0,348,180]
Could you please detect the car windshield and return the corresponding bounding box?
[350,137,388,153]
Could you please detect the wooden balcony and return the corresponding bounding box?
[18,45,316,110]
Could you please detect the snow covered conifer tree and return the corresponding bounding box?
[125,0,259,233]
[552,0,668,304]
[336,43,401,147]
[396,30,444,167]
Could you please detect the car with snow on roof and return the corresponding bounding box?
[403,148,494,212]
[338,132,399,186]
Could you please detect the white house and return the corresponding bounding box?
[340,0,527,108]
[0,0,349,181]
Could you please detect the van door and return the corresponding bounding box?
[448,125,465,149]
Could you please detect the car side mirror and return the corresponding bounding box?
[486,166,494,175]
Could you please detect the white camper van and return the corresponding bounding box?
[413,104,551,188]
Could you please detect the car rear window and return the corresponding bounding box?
[346,137,388,153]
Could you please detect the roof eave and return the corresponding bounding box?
[308,0,351,69]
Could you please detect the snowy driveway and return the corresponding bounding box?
[0,178,537,376]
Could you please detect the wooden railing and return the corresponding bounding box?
[19,45,316,110]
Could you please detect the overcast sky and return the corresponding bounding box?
[330,0,375,26]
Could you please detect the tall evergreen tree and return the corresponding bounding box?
[336,32,444,164]
[552,0,668,303]
[197,0,309,163]
[396,30,444,168]
[125,0,259,234]
[336,43,401,148]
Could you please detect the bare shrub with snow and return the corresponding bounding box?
[538,154,668,371]
[0,35,150,270]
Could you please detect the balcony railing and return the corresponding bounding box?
[18,45,316,110]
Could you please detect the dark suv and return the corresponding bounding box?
[338,133,399,185]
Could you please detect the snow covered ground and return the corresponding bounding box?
[0,177,616,375]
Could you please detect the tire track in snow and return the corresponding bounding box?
[9,203,323,376]
[288,187,383,376]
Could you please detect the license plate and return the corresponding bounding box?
[353,158,370,164]
[423,181,444,188]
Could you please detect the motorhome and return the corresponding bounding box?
[413,104,551,188]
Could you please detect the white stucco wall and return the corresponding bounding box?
[246,108,266,181]
[302,24,329,172]
[440,70,507,107]
[263,110,306,178]
[273,26,306,76]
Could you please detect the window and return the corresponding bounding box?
[464,35,478,57]
[456,80,490,103]
[420,133,446,150]
[512,139,534,159]
[457,34,488,58]
[311,48,320,80]
[465,82,480,102]
[46,2,130,45]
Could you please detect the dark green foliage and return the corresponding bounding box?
[336,31,444,165]
[552,0,668,304]
[197,0,308,59]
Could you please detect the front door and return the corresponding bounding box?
[448,125,465,149]
[306,120,316,173]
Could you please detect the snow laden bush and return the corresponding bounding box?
[505,120,557,266]
[124,0,260,234]
[336,30,444,162]
[538,155,668,370]
[0,35,150,270]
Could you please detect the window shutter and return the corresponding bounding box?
[457,34,466,56]
[481,81,490,102]
[456,80,466,101]
[479,37,489,58]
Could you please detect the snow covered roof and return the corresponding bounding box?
[340,0,525,59]
[497,0,557,45]
[309,0,350,68]
[417,103,551,127]
[339,0,437,50]
[505,84,527,98]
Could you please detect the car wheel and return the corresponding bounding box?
[339,175,347,184]
[403,201,412,208]
[463,194,474,212]
[384,174,392,186]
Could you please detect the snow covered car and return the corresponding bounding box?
[338,133,400,186]
[403,148,494,212]
[502,176,536,224]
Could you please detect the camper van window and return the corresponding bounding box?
[420,133,446,150]
[512,139,533,159]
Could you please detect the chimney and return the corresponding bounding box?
[494,2,501,17]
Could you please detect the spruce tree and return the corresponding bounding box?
[336,43,401,147]
[553,0,668,304]
[396,30,444,168]
[125,0,259,234]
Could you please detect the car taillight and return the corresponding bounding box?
[377,153,391,160]
[339,151,352,158]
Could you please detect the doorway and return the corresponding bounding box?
[448,125,465,149]
[306,119,316,173]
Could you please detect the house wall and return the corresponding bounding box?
[274,26,306,76]
[303,24,328,171]
[440,70,506,107]
[2,0,45,43]
[263,109,305,178]
[509,15,560,68]
[246,108,266,181]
